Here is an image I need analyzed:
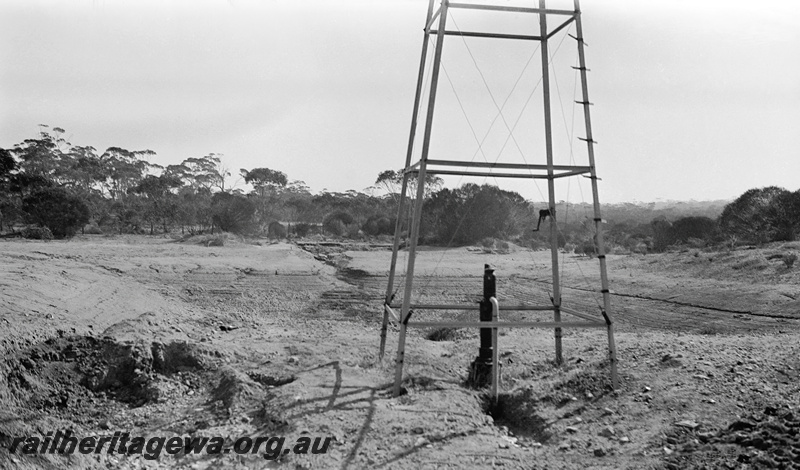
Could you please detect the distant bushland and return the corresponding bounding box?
[2,126,798,252]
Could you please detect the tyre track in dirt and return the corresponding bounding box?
[334,271,800,335]
[524,277,796,319]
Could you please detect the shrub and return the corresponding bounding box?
[427,328,461,341]
[207,235,225,247]
[650,217,675,252]
[22,226,54,240]
[325,219,346,237]
[323,211,354,236]
[720,186,800,244]
[672,216,719,244]
[784,253,797,268]
[344,223,362,239]
[327,211,354,225]
[577,240,597,257]
[362,215,395,236]
[211,193,256,234]
[422,184,531,245]
[83,223,103,234]
[268,221,287,239]
[496,240,510,253]
[22,187,90,238]
[292,223,312,237]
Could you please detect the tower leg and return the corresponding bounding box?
[539,0,562,365]
[575,0,619,389]
[381,0,436,361]
[392,320,409,396]
[392,0,450,397]
[381,172,411,361]
[607,320,619,389]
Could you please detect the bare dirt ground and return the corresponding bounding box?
[1,235,799,469]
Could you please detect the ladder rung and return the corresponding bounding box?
[568,34,588,46]
[405,320,606,329]
[389,303,478,310]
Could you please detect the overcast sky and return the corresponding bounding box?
[1,0,798,204]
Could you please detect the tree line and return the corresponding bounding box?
[1,126,799,252]
[0,126,392,239]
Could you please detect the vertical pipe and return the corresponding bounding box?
[479,265,496,361]
[574,0,618,388]
[381,0,438,361]
[393,0,450,398]
[539,0,562,365]
[469,264,495,389]
[490,297,500,405]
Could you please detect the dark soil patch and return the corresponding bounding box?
[426,328,463,341]
[483,388,554,444]
[247,370,297,387]
[2,335,213,410]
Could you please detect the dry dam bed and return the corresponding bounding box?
[1,237,799,469]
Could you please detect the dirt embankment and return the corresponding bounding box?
[0,236,799,469]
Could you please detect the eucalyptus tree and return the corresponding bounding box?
[130,174,184,234]
[239,167,290,231]
[98,147,155,200]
